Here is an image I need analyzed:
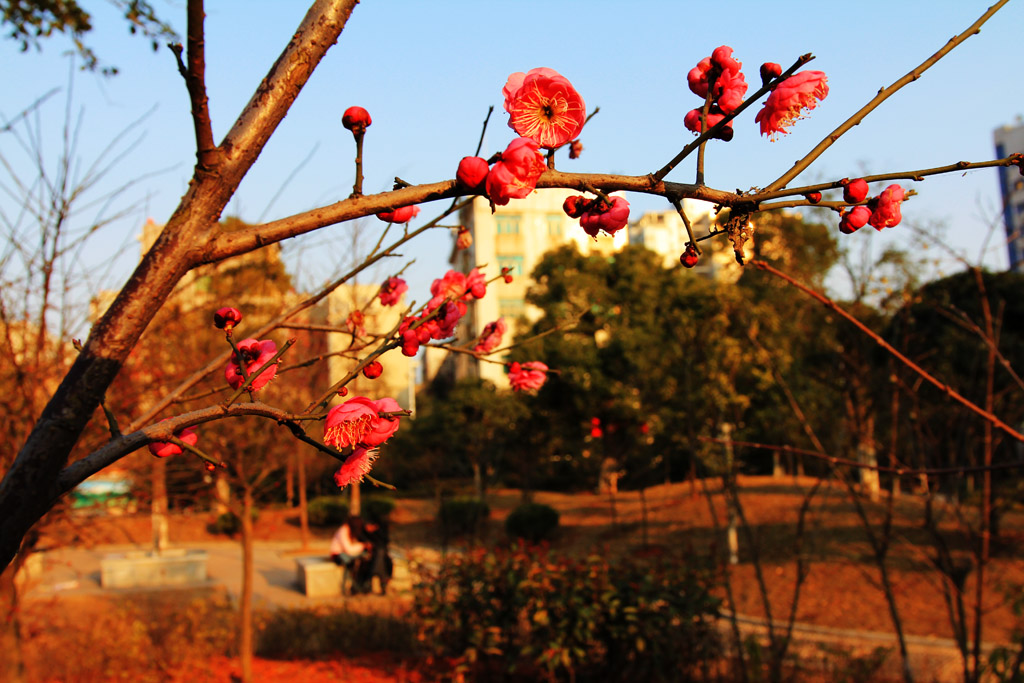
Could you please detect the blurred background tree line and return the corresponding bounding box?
[379,211,1024,509]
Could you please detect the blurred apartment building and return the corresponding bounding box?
[436,189,628,387]
[994,119,1024,272]
[434,190,738,388]
[92,218,412,407]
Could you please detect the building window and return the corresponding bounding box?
[496,216,521,235]
[497,254,524,275]
[499,298,526,318]
[546,213,563,237]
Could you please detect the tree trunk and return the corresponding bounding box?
[349,482,361,516]
[215,471,231,515]
[0,557,25,683]
[152,455,169,552]
[472,461,483,501]
[0,0,360,572]
[285,453,294,508]
[239,487,255,683]
[298,450,309,549]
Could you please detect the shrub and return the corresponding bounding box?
[439,497,490,539]
[505,502,559,543]
[362,495,396,524]
[307,496,349,527]
[209,509,258,536]
[257,605,414,659]
[413,545,721,682]
[21,588,236,681]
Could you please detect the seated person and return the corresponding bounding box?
[360,519,393,595]
[329,515,372,578]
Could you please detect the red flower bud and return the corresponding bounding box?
[569,139,584,159]
[839,206,872,234]
[337,387,349,397]
[843,178,869,204]
[362,360,383,380]
[680,244,699,268]
[563,195,589,218]
[205,462,217,472]
[377,206,420,224]
[213,307,242,330]
[456,226,473,250]
[805,191,822,205]
[342,106,371,133]
[760,62,782,84]
[456,156,489,190]
[504,274,514,284]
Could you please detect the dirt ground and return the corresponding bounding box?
[19,475,1024,680]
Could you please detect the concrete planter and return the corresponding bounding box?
[100,548,208,589]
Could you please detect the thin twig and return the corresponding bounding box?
[751,260,1024,443]
[763,0,1010,192]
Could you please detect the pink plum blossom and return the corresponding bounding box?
[503,68,586,149]
[755,70,829,140]
[508,361,548,392]
[868,185,906,230]
[379,277,408,307]
[225,339,278,391]
[334,447,378,489]
[474,318,507,354]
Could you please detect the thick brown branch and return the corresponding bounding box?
[201,172,740,264]
[0,0,360,572]
[56,402,330,495]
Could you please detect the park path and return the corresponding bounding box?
[21,540,436,609]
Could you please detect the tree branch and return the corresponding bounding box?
[170,0,217,170]
[763,0,1010,192]
[0,0,361,571]
[751,259,1024,443]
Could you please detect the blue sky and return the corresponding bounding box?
[2,0,1022,315]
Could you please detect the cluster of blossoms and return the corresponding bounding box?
[398,268,487,357]
[324,396,404,488]
[225,338,278,391]
[456,67,587,208]
[562,194,630,237]
[508,361,548,392]
[682,45,828,141]
[685,46,748,140]
[474,318,506,354]
[839,183,907,234]
[458,136,547,207]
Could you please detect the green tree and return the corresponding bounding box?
[1,0,174,73]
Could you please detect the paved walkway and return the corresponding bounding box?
[21,541,980,681]
[21,540,436,609]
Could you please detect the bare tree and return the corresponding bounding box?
[1,0,1019,578]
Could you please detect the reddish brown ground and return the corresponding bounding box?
[20,476,1024,680]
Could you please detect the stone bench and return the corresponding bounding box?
[101,549,208,589]
[295,556,346,597]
